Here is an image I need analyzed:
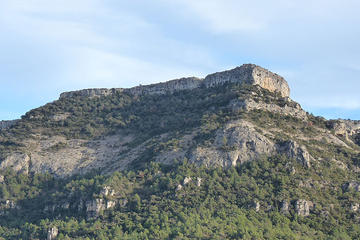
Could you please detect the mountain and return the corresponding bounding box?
[1,64,360,239]
[0,64,308,176]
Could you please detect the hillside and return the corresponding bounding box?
[1,64,360,239]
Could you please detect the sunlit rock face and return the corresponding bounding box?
[59,64,290,99]
[203,64,290,97]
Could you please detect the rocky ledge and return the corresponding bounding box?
[0,120,19,130]
[59,64,290,100]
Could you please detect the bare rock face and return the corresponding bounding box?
[0,134,134,177]
[86,199,106,219]
[328,119,360,142]
[59,64,290,100]
[0,153,30,174]
[47,226,58,240]
[204,64,290,97]
[280,200,290,214]
[196,177,202,187]
[127,77,202,96]
[295,199,313,216]
[250,201,261,212]
[0,200,17,210]
[176,184,183,191]
[277,141,313,168]
[85,198,118,219]
[106,200,116,209]
[190,120,275,168]
[50,113,70,121]
[351,203,360,212]
[101,186,116,197]
[343,181,360,192]
[60,88,119,99]
[230,97,307,120]
[183,177,192,185]
[0,120,18,130]
[0,200,18,216]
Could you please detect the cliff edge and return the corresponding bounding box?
[59,64,290,99]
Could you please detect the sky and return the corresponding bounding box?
[1,0,360,120]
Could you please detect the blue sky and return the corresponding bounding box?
[1,0,360,120]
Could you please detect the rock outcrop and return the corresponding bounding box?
[250,201,261,212]
[183,177,192,185]
[196,177,202,187]
[101,186,116,197]
[0,153,30,174]
[0,200,17,210]
[190,120,276,168]
[229,97,307,120]
[295,199,313,216]
[59,64,290,100]
[343,181,360,192]
[127,77,202,96]
[0,120,18,130]
[47,227,58,240]
[203,64,290,97]
[328,120,360,137]
[280,200,290,214]
[176,184,183,191]
[59,88,119,99]
[277,141,313,168]
[351,203,360,212]
[86,198,116,219]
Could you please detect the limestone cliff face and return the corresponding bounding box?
[59,88,121,99]
[203,64,290,97]
[328,119,360,139]
[59,64,290,99]
[0,120,19,130]
[127,77,202,96]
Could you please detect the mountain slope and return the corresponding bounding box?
[1,64,360,239]
[2,63,358,177]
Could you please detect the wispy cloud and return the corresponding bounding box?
[0,0,213,90]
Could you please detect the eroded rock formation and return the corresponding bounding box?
[295,199,314,216]
[59,64,290,100]
[0,120,18,130]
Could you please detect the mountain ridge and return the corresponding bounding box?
[59,64,290,100]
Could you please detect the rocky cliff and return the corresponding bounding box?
[0,120,19,130]
[59,64,290,100]
[203,64,290,97]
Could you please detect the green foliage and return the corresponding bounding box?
[0,156,359,239]
[0,83,360,238]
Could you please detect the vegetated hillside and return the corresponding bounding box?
[0,64,360,239]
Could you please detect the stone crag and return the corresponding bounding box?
[59,64,290,100]
[0,120,19,130]
[203,64,290,97]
